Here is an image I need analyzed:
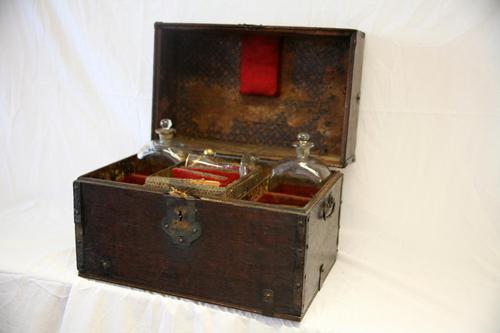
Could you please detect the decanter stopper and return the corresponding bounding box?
[137,118,186,162]
[293,132,314,160]
[239,153,258,176]
[156,118,175,143]
[203,148,215,156]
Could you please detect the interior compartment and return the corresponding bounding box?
[256,192,311,207]
[143,157,266,199]
[240,172,336,208]
[171,167,241,187]
[81,24,361,212]
[83,152,334,208]
[84,155,174,184]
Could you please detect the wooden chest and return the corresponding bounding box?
[73,23,364,321]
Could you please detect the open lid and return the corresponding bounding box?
[151,23,365,168]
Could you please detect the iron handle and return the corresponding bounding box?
[319,194,335,220]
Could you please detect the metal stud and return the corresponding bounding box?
[101,258,111,271]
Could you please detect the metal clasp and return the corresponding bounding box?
[161,199,201,246]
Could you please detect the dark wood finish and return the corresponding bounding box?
[74,23,364,321]
[302,176,343,313]
[74,169,342,321]
[152,23,364,167]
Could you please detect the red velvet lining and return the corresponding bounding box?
[189,168,240,183]
[122,173,148,185]
[257,192,310,207]
[257,184,318,207]
[171,167,240,187]
[240,35,280,96]
[271,184,318,198]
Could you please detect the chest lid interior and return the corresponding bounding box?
[152,23,365,168]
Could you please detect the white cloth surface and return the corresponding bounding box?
[1,0,499,332]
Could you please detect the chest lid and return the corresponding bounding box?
[152,23,365,168]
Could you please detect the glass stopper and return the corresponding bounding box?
[297,132,310,143]
[160,118,172,129]
[203,149,215,156]
[156,118,175,143]
[293,132,314,160]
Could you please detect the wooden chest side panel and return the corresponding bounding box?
[302,175,343,314]
[343,31,365,165]
[77,180,305,318]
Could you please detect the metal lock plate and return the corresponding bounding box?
[161,199,201,246]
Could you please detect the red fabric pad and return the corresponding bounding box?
[257,192,310,207]
[271,184,319,198]
[240,35,281,96]
[171,168,239,187]
[122,173,148,185]
[190,168,240,183]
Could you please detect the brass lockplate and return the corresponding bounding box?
[161,199,201,246]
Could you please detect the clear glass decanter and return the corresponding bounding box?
[270,132,331,189]
[185,149,257,177]
[137,119,187,163]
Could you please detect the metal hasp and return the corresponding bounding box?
[161,199,201,246]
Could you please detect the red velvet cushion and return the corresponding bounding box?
[257,192,310,207]
[189,168,240,183]
[240,35,281,96]
[171,168,239,187]
[271,184,319,198]
[122,173,148,185]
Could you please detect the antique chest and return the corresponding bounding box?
[73,23,364,321]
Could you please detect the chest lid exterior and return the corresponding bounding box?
[152,23,365,167]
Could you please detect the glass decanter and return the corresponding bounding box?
[185,149,257,177]
[270,132,331,190]
[137,118,187,163]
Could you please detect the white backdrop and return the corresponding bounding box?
[1,0,499,332]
